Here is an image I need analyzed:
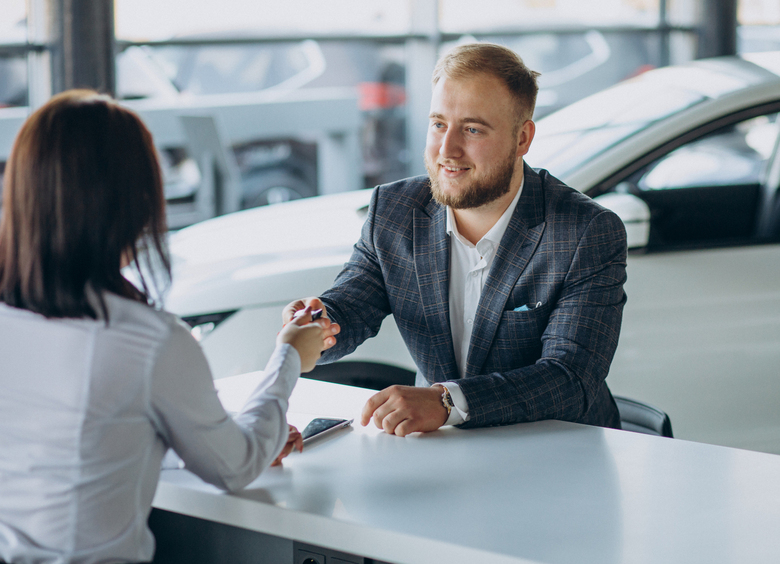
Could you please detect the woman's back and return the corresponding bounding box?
[0,90,324,564]
[0,293,180,562]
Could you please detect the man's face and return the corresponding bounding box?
[424,73,532,209]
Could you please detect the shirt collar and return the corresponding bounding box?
[446,177,525,248]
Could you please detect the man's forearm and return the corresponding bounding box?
[318,190,391,363]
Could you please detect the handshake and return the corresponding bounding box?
[278,297,450,438]
[278,297,340,373]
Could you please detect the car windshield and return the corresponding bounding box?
[526,64,753,178]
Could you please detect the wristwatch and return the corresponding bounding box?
[434,384,454,417]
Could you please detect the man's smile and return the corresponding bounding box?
[439,162,471,177]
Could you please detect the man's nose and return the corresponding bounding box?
[439,129,463,158]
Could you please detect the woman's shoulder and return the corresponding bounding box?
[101,292,190,343]
[0,292,194,350]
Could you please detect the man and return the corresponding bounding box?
[285,43,627,436]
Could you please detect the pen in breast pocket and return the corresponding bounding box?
[513,302,542,312]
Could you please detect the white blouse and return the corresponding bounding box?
[0,292,300,564]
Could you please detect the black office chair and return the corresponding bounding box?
[614,395,674,438]
[306,367,675,437]
[305,361,416,391]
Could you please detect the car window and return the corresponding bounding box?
[616,111,780,250]
[529,61,767,179]
[528,81,706,178]
[638,113,779,191]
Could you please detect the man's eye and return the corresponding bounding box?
[467,127,480,134]
[432,122,444,129]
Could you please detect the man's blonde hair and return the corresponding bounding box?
[432,42,540,123]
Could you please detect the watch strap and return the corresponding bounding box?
[435,384,454,416]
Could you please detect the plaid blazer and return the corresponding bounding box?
[320,164,626,429]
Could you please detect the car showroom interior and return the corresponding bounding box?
[1,1,779,563]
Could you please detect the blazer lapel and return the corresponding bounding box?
[413,197,459,382]
[465,164,547,377]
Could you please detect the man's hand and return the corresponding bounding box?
[360,385,448,437]
[277,307,326,373]
[270,425,303,466]
[283,297,340,350]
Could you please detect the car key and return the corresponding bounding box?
[293,308,323,321]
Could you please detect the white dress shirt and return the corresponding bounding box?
[441,180,524,425]
[0,292,299,564]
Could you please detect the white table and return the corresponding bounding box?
[152,373,780,564]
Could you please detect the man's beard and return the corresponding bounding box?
[425,147,518,210]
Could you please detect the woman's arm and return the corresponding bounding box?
[148,321,301,492]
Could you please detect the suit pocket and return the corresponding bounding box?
[502,307,548,343]
[484,308,548,372]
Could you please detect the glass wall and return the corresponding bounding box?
[0,0,726,225]
[0,0,27,107]
[439,0,663,31]
[738,0,780,52]
[115,0,412,40]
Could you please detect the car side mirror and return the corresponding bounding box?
[593,193,650,249]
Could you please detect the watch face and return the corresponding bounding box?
[439,386,453,411]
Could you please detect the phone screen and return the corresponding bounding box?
[301,418,352,443]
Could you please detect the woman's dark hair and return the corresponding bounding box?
[0,89,170,319]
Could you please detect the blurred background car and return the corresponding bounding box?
[451,30,659,116]
[0,34,407,211]
[163,51,780,454]
[145,35,408,205]
[2,24,657,219]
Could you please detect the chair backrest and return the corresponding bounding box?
[614,396,674,438]
[305,361,416,391]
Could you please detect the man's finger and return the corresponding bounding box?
[316,318,339,333]
[282,300,306,324]
[360,389,390,426]
[380,409,409,436]
[323,322,340,350]
[291,306,313,326]
[373,403,392,431]
[394,418,418,438]
[283,297,326,325]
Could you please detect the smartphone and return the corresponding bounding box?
[301,417,353,444]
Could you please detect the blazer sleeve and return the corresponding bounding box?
[319,186,393,363]
[456,209,627,428]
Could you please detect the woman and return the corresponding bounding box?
[0,90,324,563]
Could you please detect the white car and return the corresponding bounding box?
[166,52,780,454]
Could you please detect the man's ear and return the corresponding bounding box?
[516,120,536,157]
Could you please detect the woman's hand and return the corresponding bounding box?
[282,297,340,350]
[270,425,303,466]
[277,306,326,372]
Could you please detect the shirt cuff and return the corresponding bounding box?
[441,381,470,426]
